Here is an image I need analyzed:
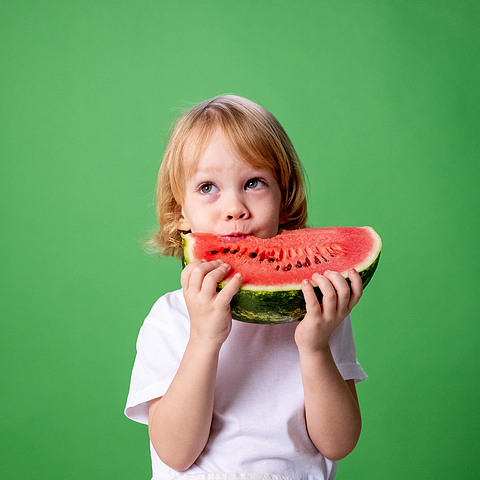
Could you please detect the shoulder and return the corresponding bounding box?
[148,288,187,319]
[138,289,190,345]
[330,314,354,345]
[329,314,357,357]
[125,289,189,424]
[330,314,368,383]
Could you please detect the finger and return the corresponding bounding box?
[311,273,337,319]
[180,259,206,289]
[347,268,363,310]
[201,262,233,292]
[183,260,224,292]
[324,270,351,311]
[301,279,322,317]
[217,272,243,303]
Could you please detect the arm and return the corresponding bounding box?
[148,259,242,472]
[295,269,363,461]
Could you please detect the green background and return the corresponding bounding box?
[1,1,479,478]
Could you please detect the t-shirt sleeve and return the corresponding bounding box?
[329,314,367,383]
[124,290,190,425]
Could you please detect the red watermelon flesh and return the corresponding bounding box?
[183,227,382,290]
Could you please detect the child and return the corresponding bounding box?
[125,95,367,480]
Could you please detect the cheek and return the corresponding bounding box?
[182,199,219,232]
[278,198,287,223]
[259,198,282,229]
[271,189,283,218]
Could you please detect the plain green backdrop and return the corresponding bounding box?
[1,1,479,479]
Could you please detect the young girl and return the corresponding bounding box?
[125,95,367,480]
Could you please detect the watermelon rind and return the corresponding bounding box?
[182,228,381,325]
[228,252,380,324]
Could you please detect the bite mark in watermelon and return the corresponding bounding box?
[182,227,382,325]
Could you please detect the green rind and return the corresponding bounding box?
[357,251,380,290]
[227,252,380,325]
[229,288,322,324]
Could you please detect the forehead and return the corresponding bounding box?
[182,128,273,180]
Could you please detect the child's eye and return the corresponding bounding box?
[199,183,218,194]
[245,178,265,190]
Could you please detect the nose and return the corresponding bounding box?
[224,192,249,220]
[227,212,246,220]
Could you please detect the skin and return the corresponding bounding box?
[148,130,363,471]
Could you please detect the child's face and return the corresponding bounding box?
[177,130,282,240]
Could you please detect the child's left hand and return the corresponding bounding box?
[295,269,363,352]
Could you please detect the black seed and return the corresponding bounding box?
[315,256,321,264]
[296,263,302,268]
[223,248,230,253]
[232,250,238,254]
[305,258,311,267]
[251,253,257,258]
[210,250,218,255]
[268,258,275,262]
[276,265,280,271]
[284,264,292,271]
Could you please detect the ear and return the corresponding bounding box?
[176,207,191,231]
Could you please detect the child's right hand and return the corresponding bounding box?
[181,259,243,347]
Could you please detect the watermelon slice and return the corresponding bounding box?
[182,227,382,325]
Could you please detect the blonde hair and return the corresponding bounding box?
[151,95,308,258]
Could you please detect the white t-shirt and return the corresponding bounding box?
[125,289,367,480]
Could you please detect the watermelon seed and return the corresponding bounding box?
[250,253,258,258]
[296,263,302,268]
[232,250,238,254]
[223,248,230,253]
[284,264,292,271]
[305,258,311,267]
[268,258,275,262]
[314,256,321,264]
[210,250,218,255]
[276,265,280,271]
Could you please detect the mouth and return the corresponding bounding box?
[221,233,252,243]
